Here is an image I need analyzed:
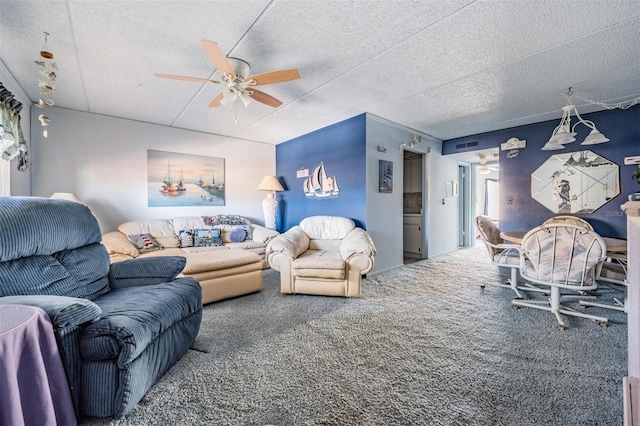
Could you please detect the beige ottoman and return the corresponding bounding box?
[180,248,264,304]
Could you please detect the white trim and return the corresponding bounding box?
[0,159,10,195]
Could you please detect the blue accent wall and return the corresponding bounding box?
[275,114,367,231]
[443,105,640,239]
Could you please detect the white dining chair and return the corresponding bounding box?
[512,223,608,330]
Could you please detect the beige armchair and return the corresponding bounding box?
[266,216,376,297]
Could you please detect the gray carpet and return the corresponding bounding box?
[82,245,627,425]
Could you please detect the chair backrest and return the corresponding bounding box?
[475,215,502,257]
[300,216,355,240]
[543,215,593,231]
[519,223,606,288]
[0,196,110,299]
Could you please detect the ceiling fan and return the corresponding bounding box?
[154,39,301,110]
[478,153,500,175]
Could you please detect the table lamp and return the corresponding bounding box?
[49,192,84,204]
[256,175,284,229]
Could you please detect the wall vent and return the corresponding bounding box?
[455,141,479,149]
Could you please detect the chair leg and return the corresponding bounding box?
[512,286,608,330]
[580,284,627,313]
[509,268,523,299]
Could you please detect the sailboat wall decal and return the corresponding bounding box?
[303,161,340,199]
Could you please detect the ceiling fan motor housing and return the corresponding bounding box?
[227,58,250,80]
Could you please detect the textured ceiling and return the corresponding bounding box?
[1,0,638,145]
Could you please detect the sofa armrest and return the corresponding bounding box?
[108,256,187,289]
[340,228,376,260]
[102,231,139,259]
[251,224,280,244]
[266,226,310,260]
[0,295,101,328]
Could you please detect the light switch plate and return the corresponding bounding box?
[624,156,640,165]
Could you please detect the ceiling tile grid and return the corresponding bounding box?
[0,0,638,145]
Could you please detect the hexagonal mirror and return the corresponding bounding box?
[531,150,619,214]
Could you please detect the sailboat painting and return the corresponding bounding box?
[147,150,225,207]
[303,161,340,199]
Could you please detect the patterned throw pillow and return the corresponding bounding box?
[230,224,253,242]
[127,233,162,254]
[178,230,194,248]
[202,215,247,226]
[193,228,223,247]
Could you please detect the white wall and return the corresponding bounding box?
[29,107,275,232]
[0,60,31,196]
[366,115,459,274]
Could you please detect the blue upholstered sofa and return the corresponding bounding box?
[0,196,203,418]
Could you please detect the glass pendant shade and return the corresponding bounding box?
[541,141,565,150]
[548,126,576,145]
[580,128,610,145]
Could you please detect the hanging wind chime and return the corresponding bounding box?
[34,32,57,137]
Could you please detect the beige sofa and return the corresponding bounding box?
[102,215,279,304]
[266,216,376,297]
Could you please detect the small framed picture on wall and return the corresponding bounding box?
[379,160,393,193]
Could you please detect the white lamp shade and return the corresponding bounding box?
[257,175,284,192]
[50,192,84,204]
[581,129,610,145]
[541,141,565,151]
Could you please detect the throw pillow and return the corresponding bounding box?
[194,228,223,247]
[202,215,247,226]
[127,233,162,254]
[229,227,247,243]
[230,224,253,242]
[178,230,194,248]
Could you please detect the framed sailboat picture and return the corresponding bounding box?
[147,149,225,207]
[378,160,393,193]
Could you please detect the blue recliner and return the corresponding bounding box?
[0,196,202,418]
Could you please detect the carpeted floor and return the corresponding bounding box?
[82,245,627,425]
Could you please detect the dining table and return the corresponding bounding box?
[500,231,628,255]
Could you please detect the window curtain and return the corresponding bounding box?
[0,82,29,171]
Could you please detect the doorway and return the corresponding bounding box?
[458,164,471,246]
[403,150,425,264]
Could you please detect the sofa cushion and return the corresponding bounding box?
[179,249,262,275]
[102,231,139,258]
[171,217,208,235]
[0,197,103,262]
[80,277,201,363]
[118,219,180,248]
[293,249,345,269]
[300,216,355,240]
[0,243,111,300]
[127,233,162,254]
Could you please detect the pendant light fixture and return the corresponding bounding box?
[542,88,609,150]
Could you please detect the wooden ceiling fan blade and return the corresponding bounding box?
[246,69,301,86]
[201,40,235,79]
[154,73,220,84]
[208,92,224,107]
[249,89,282,108]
